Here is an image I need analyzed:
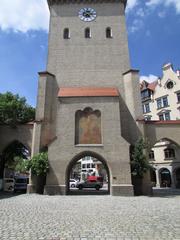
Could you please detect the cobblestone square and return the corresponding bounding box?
[0,194,180,240]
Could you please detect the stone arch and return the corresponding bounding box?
[65,151,110,194]
[0,124,33,154]
[159,168,171,188]
[0,140,30,178]
[144,123,180,148]
[149,137,180,149]
[2,139,31,155]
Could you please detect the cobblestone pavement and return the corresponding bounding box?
[0,194,180,240]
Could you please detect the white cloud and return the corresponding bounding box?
[126,0,139,11]
[140,74,158,83]
[0,0,49,32]
[129,19,144,33]
[136,8,145,17]
[146,0,180,13]
[158,11,166,18]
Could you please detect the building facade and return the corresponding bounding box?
[141,63,180,121]
[141,63,180,189]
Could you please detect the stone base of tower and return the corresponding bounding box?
[44,185,66,195]
[111,184,134,196]
[43,184,134,196]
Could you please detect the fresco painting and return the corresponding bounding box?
[76,108,101,144]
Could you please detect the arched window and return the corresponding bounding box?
[75,107,101,144]
[164,148,175,159]
[85,28,91,38]
[63,28,70,39]
[106,27,112,38]
[159,168,171,187]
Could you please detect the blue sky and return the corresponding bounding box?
[0,0,179,107]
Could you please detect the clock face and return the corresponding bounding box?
[78,8,96,22]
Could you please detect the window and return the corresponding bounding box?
[82,164,86,169]
[91,163,95,168]
[142,103,150,113]
[85,28,91,38]
[157,98,162,109]
[156,96,168,109]
[63,28,70,39]
[144,115,152,121]
[159,114,164,121]
[162,96,168,107]
[106,27,112,38]
[164,148,175,159]
[177,92,180,103]
[165,112,170,120]
[141,89,151,99]
[167,81,174,89]
[149,150,155,160]
[158,111,170,121]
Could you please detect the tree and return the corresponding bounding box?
[0,92,35,126]
[130,138,151,178]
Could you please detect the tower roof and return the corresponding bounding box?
[47,0,127,8]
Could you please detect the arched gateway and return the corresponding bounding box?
[66,151,110,194]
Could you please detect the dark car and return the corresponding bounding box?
[77,179,103,190]
[14,176,29,193]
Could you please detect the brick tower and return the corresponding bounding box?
[29,0,143,195]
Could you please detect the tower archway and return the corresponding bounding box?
[66,151,110,195]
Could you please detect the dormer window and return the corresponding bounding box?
[164,148,175,159]
[149,150,155,160]
[141,89,151,100]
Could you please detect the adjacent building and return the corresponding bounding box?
[141,63,180,189]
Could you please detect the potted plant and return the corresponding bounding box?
[130,138,152,195]
[27,152,49,194]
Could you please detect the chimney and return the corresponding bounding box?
[177,70,180,78]
[162,63,173,71]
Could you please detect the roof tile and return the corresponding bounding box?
[58,87,119,97]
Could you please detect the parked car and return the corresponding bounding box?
[69,179,79,188]
[3,178,14,192]
[77,179,103,190]
[14,176,29,193]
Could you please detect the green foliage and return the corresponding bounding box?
[130,138,151,178]
[14,156,29,173]
[0,92,35,126]
[27,152,49,176]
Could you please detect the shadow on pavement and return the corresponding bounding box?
[0,191,26,200]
